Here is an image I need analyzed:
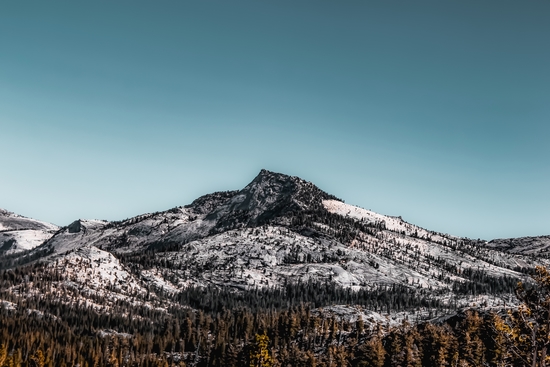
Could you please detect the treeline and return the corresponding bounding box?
[173,282,445,314]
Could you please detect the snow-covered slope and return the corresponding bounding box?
[323,199,455,242]
[0,209,59,253]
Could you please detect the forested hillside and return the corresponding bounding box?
[0,170,547,366]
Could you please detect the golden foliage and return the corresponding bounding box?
[250,333,272,367]
[493,266,550,367]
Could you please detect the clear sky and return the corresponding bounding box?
[1,1,549,240]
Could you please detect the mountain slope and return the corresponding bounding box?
[1,170,546,367]
[486,235,550,257]
[2,169,547,317]
[0,209,59,253]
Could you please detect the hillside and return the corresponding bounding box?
[0,209,59,254]
[2,170,545,309]
[0,169,547,366]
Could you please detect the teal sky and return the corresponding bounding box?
[1,1,549,240]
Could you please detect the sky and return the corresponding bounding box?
[1,1,549,240]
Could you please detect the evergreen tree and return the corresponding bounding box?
[249,333,272,367]
[493,266,550,366]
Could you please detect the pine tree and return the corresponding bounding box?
[403,327,422,367]
[0,344,7,367]
[357,332,386,367]
[457,311,485,366]
[493,266,550,367]
[30,349,46,367]
[419,323,457,367]
[250,333,272,367]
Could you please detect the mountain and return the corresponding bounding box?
[1,169,547,366]
[2,169,545,311]
[0,208,59,253]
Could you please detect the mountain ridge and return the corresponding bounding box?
[3,169,546,249]
[0,169,547,320]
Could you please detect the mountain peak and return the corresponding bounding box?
[247,169,301,193]
[66,219,108,234]
[252,169,296,184]
[205,170,339,230]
